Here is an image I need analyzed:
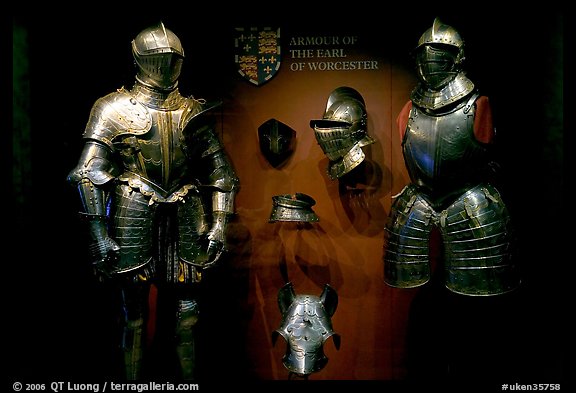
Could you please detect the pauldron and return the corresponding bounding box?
[82,88,153,150]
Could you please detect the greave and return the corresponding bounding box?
[175,299,199,380]
[122,317,144,380]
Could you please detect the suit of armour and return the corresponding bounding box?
[67,23,239,379]
[383,19,518,296]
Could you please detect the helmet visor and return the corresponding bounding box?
[135,52,183,90]
[415,44,458,89]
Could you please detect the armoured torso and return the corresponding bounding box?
[84,84,206,201]
[402,90,489,206]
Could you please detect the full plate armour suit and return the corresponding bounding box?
[67,23,239,379]
[383,18,518,296]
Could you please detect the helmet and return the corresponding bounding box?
[310,87,375,179]
[132,22,185,91]
[414,18,465,90]
[416,17,464,50]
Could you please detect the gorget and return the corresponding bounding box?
[128,83,187,110]
[269,193,319,223]
[410,73,475,111]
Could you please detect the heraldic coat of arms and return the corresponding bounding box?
[234,27,281,86]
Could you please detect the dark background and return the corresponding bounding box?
[10,8,563,391]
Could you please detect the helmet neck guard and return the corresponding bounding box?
[411,72,475,112]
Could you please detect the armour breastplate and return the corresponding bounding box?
[126,107,189,192]
[402,93,489,204]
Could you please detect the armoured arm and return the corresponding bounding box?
[183,104,239,267]
[204,151,239,267]
[67,140,120,276]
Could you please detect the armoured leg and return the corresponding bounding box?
[384,185,434,288]
[175,296,200,380]
[440,184,518,295]
[120,283,149,380]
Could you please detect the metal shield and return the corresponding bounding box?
[258,118,296,167]
[234,27,281,86]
